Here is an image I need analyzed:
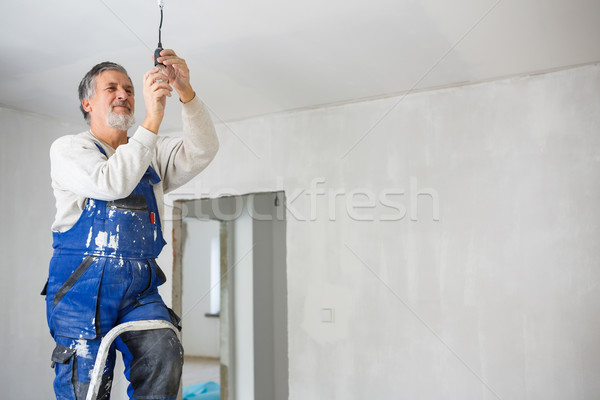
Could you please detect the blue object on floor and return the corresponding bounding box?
[183,381,220,400]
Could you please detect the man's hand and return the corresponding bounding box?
[141,67,173,134]
[155,49,196,103]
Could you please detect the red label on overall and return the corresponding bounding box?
[150,212,156,224]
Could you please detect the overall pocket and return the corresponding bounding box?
[53,255,96,308]
[48,255,105,340]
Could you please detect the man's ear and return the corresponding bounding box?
[82,98,92,113]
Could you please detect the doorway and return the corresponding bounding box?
[172,192,289,400]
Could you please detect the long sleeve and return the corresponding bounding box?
[153,96,219,193]
[50,127,158,200]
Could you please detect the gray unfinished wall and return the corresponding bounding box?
[165,63,600,399]
[1,62,599,399]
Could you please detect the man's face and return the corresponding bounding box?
[85,70,135,127]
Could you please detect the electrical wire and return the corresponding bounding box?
[154,5,165,67]
[158,6,163,47]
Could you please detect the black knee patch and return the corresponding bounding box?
[120,328,184,399]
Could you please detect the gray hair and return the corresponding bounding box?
[78,62,133,124]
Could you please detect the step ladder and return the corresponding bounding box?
[86,320,179,400]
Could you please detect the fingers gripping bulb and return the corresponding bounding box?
[154,47,165,68]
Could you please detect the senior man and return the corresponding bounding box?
[42,49,219,400]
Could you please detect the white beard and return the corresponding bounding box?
[106,110,135,131]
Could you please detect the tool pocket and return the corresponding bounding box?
[53,255,96,309]
[48,255,104,340]
[167,307,182,331]
[40,279,48,296]
[151,259,167,285]
[107,193,149,212]
[50,344,78,399]
[51,343,76,368]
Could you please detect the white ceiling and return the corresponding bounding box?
[1,0,599,131]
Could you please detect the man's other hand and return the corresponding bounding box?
[155,49,195,103]
[141,67,173,134]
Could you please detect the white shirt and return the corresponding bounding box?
[50,96,219,232]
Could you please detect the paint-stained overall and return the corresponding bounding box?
[43,144,183,400]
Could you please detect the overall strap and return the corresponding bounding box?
[93,143,108,220]
[146,165,162,184]
[94,142,107,156]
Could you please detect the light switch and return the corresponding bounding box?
[321,308,334,323]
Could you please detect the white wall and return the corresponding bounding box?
[164,63,600,399]
[232,203,255,400]
[181,218,220,357]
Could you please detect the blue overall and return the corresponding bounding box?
[45,144,183,400]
